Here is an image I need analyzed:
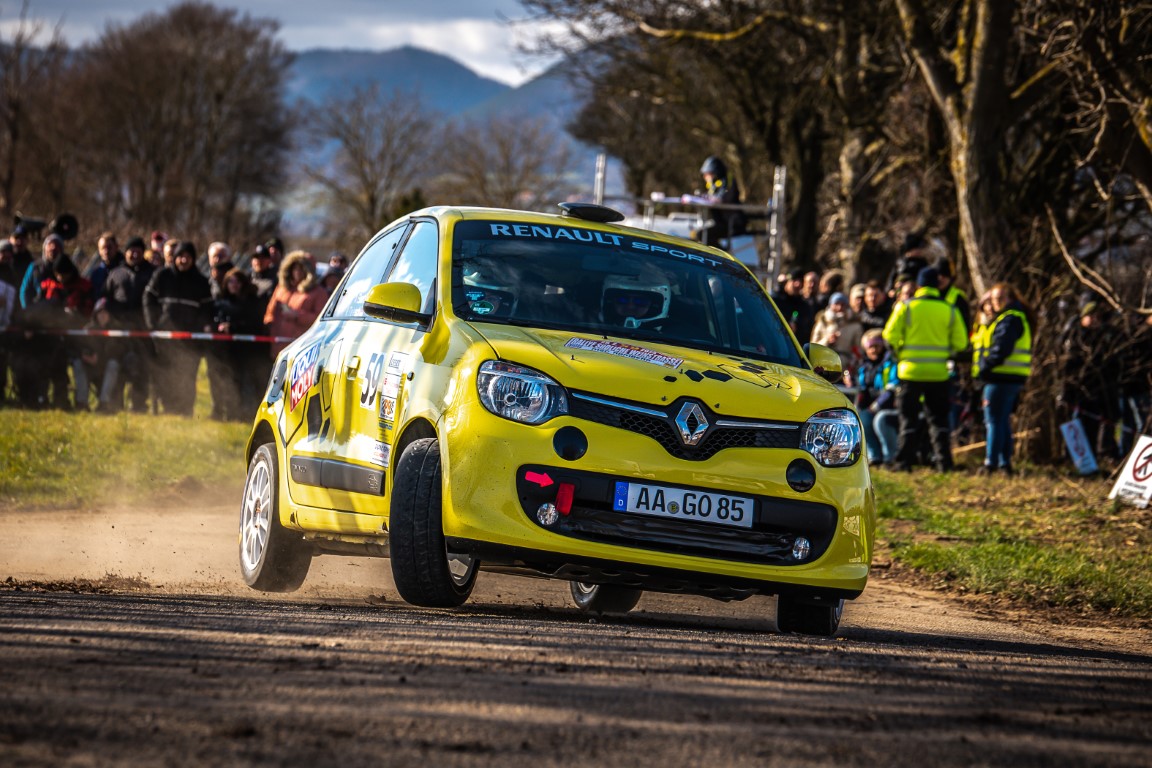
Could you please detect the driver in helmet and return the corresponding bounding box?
[601,273,671,330]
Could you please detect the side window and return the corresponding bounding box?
[385,220,439,312]
[330,225,409,319]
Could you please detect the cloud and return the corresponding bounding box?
[2,0,557,85]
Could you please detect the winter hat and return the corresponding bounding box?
[828,292,848,307]
[125,236,146,250]
[850,283,867,300]
[917,267,939,288]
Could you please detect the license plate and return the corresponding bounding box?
[612,482,754,528]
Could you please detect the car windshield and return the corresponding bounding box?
[451,219,805,367]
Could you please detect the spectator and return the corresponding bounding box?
[811,291,863,370]
[976,282,1032,475]
[87,232,123,300]
[858,280,891,332]
[848,283,867,315]
[328,252,349,272]
[20,233,68,309]
[205,241,233,299]
[8,225,34,288]
[150,231,167,255]
[936,257,971,329]
[0,255,16,400]
[0,240,20,288]
[144,240,213,416]
[211,268,267,420]
[320,266,345,296]
[814,269,846,313]
[19,255,91,409]
[882,267,969,472]
[692,156,746,247]
[105,236,155,413]
[771,268,815,343]
[265,237,285,267]
[265,250,325,356]
[72,298,127,413]
[854,330,900,466]
[248,245,277,303]
[886,233,932,297]
[161,237,179,267]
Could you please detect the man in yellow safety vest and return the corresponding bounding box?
[882,267,970,472]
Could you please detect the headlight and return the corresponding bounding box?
[801,408,862,467]
[477,360,569,424]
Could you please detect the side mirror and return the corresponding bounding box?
[803,343,844,384]
[363,283,431,328]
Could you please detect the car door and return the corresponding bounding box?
[323,219,440,516]
[284,222,410,513]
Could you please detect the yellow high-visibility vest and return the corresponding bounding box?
[882,287,968,382]
[986,308,1032,378]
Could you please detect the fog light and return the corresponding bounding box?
[536,503,560,526]
[792,537,811,560]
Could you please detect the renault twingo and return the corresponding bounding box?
[239,203,874,635]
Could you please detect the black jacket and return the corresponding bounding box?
[105,260,155,329]
[143,266,213,332]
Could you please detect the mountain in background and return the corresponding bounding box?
[287,46,514,115]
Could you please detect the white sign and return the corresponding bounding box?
[1109,434,1152,509]
[1060,418,1099,475]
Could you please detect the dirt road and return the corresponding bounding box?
[2,503,1150,766]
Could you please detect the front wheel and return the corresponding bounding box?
[776,595,844,636]
[389,438,477,607]
[239,443,312,592]
[569,581,643,615]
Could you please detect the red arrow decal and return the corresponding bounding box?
[525,471,554,487]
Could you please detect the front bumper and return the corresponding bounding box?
[438,404,874,595]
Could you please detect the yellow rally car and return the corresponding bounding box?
[239,203,874,636]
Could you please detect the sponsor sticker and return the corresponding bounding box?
[564,337,683,369]
[372,441,391,468]
[378,351,412,425]
[288,343,320,412]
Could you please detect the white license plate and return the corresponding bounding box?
[612,482,754,528]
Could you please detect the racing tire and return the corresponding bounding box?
[239,443,312,592]
[389,438,478,608]
[569,581,643,615]
[776,595,844,637]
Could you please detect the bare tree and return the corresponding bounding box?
[301,84,436,245]
[0,3,68,222]
[72,1,293,240]
[434,115,574,211]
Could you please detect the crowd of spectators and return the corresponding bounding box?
[0,224,348,419]
[773,234,1152,474]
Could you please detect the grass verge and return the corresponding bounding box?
[0,408,250,509]
[874,467,1152,623]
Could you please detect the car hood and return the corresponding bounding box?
[468,324,849,422]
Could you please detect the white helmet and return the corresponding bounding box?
[601,272,671,329]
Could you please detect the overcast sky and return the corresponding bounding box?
[3,0,561,86]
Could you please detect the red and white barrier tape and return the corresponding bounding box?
[2,326,294,343]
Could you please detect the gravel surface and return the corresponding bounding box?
[1,503,1150,766]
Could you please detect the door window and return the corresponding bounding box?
[330,224,410,319]
[385,220,439,312]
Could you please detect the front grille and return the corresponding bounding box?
[569,391,801,460]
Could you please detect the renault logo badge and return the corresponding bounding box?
[675,402,710,446]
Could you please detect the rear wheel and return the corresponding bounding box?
[389,438,477,607]
[569,581,643,615]
[776,595,844,636]
[239,443,312,592]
